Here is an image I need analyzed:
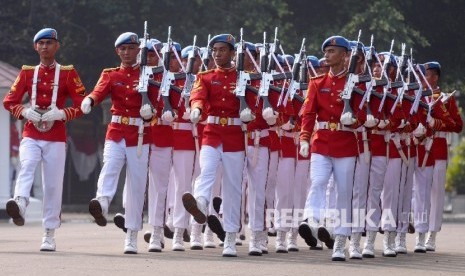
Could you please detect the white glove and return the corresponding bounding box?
[378,119,390,129]
[139,104,154,120]
[427,114,435,128]
[21,107,41,123]
[240,108,255,123]
[340,112,356,126]
[41,107,66,121]
[81,97,93,114]
[190,108,201,124]
[262,107,278,125]
[10,156,19,167]
[299,141,310,158]
[281,120,295,131]
[161,110,177,123]
[182,107,191,120]
[413,123,426,137]
[364,114,379,128]
[397,119,409,129]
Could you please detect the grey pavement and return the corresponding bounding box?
[1,213,465,276]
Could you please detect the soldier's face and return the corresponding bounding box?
[34,39,59,59]
[116,44,139,66]
[323,46,347,67]
[425,70,439,87]
[212,42,234,68]
[147,51,159,66]
[169,52,181,72]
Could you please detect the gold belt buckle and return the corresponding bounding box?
[219,117,228,126]
[121,116,129,125]
[329,122,338,131]
[150,117,158,126]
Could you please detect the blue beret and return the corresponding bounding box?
[321,36,350,52]
[283,54,294,65]
[424,61,441,71]
[200,47,211,57]
[33,28,58,43]
[235,41,257,53]
[350,41,365,53]
[319,58,328,67]
[306,55,320,68]
[275,54,284,65]
[417,64,426,75]
[209,34,235,48]
[115,32,139,47]
[172,42,182,52]
[379,52,398,68]
[181,45,200,59]
[148,38,162,52]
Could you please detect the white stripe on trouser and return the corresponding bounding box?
[352,154,370,233]
[304,153,356,236]
[294,159,310,225]
[148,145,172,227]
[413,165,433,233]
[173,150,195,229]
[274,157,296,231]
[325,174,336,221]
[15,138,66,229]
[381,158,403,231]
[97,140,149,231]
[246,146,269,231]
[194,145,244,232]
[397,157,416,233]
[166,168,175,216]
[430,160,447,232]
[265,151,278,213]
[365,156,387,231]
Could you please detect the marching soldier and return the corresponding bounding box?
[4,28,86,251]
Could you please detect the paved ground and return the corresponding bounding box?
[1,213,464,276]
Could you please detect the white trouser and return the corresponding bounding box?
[172,150,195,229]
[294,159,310,225]
[148,145,172,227]
[325,174,336,223]
[167,167,175,214]
[381,158,404,231]
[352,154,370,233]
[430,160,447,232]
[413,165,433,233]
[304,153,356,236]
[246,146,269,231]
[194,145,244,232]
[265,151,278,211]
[97,140,149,231]
[274,157,296,231]
[366,156,387,231]
[397,157,416,233]
[15,138,66,229]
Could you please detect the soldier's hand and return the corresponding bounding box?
[190,108,201,124]
[262,107,278,125]
[81,97,93,114]
[340,112,356,126]
[364,114,379,128]
[281,120,295,131]
[42,107,66,121]
[427,114,435,128]
[397,119,409,129]
[299,140,310,158]
[413,123,426,137]
[378,119,390,129]
[139,104,154,120]
[161,110,177,123]
[240,108,255,123]
[21,107,41,123]
[182,108,191,120]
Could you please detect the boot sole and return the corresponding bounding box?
[362,253,375,258]
[6,200,24,226]
[331,257,346,261]
[298,224,317,247]
[222,254,237,257]
[318,227,334,249]
[182,193,206,224]
[207,215,225,242]
[191,245,203,250]
[113,214,127,233]
[89,199,107,227]
[124,250,137,254]
[40,248,56,252]
[248,251,262,256]
[309,246,323,250]
[212,196,222,214]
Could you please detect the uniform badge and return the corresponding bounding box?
[211,80,221,85]
[320,88,330,93]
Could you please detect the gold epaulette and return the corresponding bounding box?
[310,74,324,80]
[197,69,214,75]
[21,65,35,70]
[103,67,119,73]
[60,65,74,70]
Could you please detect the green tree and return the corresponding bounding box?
[446,137,465,194]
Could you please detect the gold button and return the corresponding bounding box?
[125,109,129,112]
[127,74,131,77]
[222,98,225,101]
[225,76,227,79]
[126,85,130,89]
[221,110,225,113]
[223,86,227,89]
[43,82,47,85]
[330,105,333,108]
[332,82,335,85]
[43,94,46,97]
[330,93,334,96]
[45,72,48,75]
[331,116,334,120]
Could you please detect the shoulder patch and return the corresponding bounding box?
[60,65,74,70]
[310,74,325,80]
[21,65,35,70]
[103,67,119,73]
[197,69,214,75]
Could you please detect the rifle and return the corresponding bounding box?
[234,28,255,116]
[377,39,395,113]
[390,43,409,114]
[286,38,306,103]
[340,30,363,123]
[178,35,197,110]
[200,34,211,73]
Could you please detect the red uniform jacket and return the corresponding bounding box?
[4,63,85,142]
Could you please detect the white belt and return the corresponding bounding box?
[150,117,172,126]
[206,115,242,126]
[317,121,353,132]
[372,129,386,135]
[111,115,142,126]
[434,132,447,138]
[249,129,270,140]
[172,122,193,131]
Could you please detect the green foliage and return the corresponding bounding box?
[446,138,465,194]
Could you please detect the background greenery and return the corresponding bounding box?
[2,0,464,193]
